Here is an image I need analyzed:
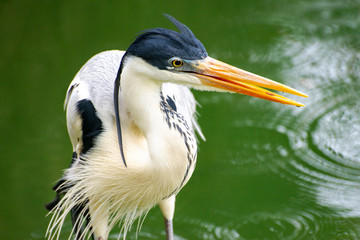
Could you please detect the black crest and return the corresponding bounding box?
[126,14,208,69]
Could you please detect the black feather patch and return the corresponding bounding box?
[71,200,94,240]
[166,96,177,112]
[76,99,103,154]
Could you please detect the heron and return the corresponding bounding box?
[46,14,307,240]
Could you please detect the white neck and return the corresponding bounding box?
[120,56,190,176]
[121,57,167,137]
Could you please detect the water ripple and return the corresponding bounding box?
[268,6,360,221]
[173,209,360,240]
[287,96,360,217]
[235,211,315,239]
[235,2,360,237]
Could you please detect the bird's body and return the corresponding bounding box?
[47,50,202,239]
[46,15,307,240]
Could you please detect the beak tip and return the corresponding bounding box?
[298,92,309,98]
[293,100,306,107]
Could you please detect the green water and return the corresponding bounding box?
[1,0,360,239]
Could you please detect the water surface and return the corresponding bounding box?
[1,0,359,239]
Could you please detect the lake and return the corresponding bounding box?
[1,0,360,239]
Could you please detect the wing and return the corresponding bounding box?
[161,83,205,141]
[64,50,205,156]
[47,51,126,236]
[64,50,125,154]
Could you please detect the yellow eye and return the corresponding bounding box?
[172,59,183,67]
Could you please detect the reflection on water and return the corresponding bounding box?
[288,98,360,218]
[279,36,360,207]
[226,0,360,238]
[246,0,360,238]
[313,105,360,165]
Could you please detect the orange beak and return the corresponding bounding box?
[190,57,308,106]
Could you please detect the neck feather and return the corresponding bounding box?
[120,57,190,172]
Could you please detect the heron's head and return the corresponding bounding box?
[123,14,307,106]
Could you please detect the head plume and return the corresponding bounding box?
[125,14,208,69]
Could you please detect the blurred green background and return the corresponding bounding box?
[1,0,360,239]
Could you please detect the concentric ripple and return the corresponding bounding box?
[275,36,360,217]
[235,211,315,240]
[261,2,360,234]
[167,210,360,240]
[311,103,360,167]
[172,213,313,240]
